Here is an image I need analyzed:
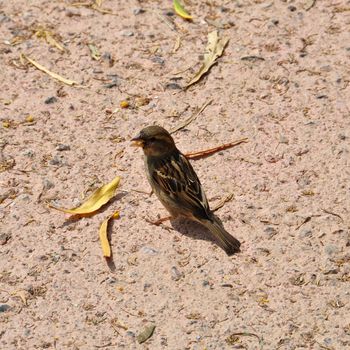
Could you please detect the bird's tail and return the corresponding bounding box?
[201,217,241,256]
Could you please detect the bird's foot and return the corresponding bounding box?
[145,215,173,226]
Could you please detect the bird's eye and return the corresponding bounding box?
[149,137,156,143]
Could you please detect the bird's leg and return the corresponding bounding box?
[145,215,173,226]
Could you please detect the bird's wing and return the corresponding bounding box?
[151,152,210,214]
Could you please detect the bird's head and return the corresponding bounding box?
[131,125,176,157]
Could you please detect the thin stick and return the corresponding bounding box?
[185,138,248,159]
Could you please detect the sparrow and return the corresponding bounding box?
[131,125,241,255]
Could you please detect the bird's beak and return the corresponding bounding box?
[131,135,144,147]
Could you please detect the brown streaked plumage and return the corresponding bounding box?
[131,125,241,255]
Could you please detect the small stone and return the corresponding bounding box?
[299,228,312,238]
[143,283,152,291]
[323,267,339,275]
[56,144,70,151]
[121,30,134,37]
[171,266,182,281]
[0,304,11,313]
[320,65,332,72]
[164,10,175,16]
[151,56,165,65]
[338,133,346,140]
[45,96,58,104]
[324,338,333,345]
[140,246,158,255]
[279,135,289,144]
[264,226,277,238]
[22,149,34,157]
[49,155,63,166]
[0,232,11,245]
[324,244,339,256]
[202,280,210,287]
[272,19,279,25]
[288,5,297,11]
[106,277,117,284]
[133,8,145,15]
[126,331,135,338]
[43,179,54,190]
[165,83,182,90]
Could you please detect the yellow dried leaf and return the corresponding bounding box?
[50,176,121,215]
[88,43,101,60]
[173,0,192,20]
[2,121,10,128]
[11,290,29,306]
[186,31,229,88]
[35,29,65,52]
[45,32,65,52]
[22,54,79,86]
[99,210,120,257]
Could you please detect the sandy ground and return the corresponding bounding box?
[1,0,350,349]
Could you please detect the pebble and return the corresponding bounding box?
[0,304,11,313]
[323,266,339,275]
[49,155,64,166]
[151,56,165,65]
[279,135,289,144]
[121,30,134,37]
[164,10,175,16]
[0,232,11,245]
[288,5,297,11]
[56,144,70,151]
[22,149,35,157]
[299,228,312,238]
[16,194,30,203]
[165,83,182,90]
[0,14,11,23]
[143,283,152,291]
[45,96,58,104]
[324,338,333,345]
[320,65,332,72]
[140,246,158,255]
[106,277,117,284]
[133,8,145,15]
[264,226,277,238]
[171,266,182,281]
[42,179,55,190]
[324,244,339,256]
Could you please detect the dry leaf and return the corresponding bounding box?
[22,54,79,86]
[50,176,121,215]
[11,290,29,306]
[186,31,229,88]
[173,0,192,20]
[88,43,101,60]
[99,210,120,258]
[173,36,181,53]
[137,324,156,344]
[35,29,65,52]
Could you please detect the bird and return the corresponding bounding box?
[131,125,241,256]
